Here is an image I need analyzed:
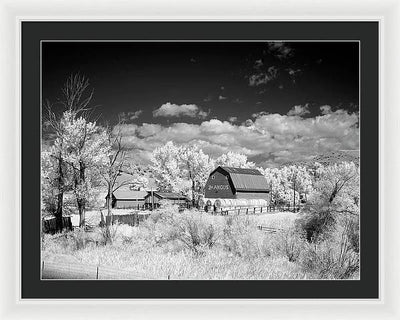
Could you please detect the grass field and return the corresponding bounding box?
[42,208,359,280]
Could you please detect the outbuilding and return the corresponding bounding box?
[144,191,188,209]
[111,189,147,209]
[204,166,270,201]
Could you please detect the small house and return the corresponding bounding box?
[111,189,148,209]
[204,166,270,201]
[144,191,188,209]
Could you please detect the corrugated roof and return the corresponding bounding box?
[220,166,262,175]
[209,166,270,192]
[229,173,270,192]
[149,192,187,200]
[113,190,147,200]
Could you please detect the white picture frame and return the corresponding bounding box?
[1,0,399,318]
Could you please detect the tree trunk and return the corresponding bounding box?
[293,180,296,213]
[78,162,86,228]
[55,156,64,233]
[78,199,85,227]
[106,185,112,226]
[192,180,195,207]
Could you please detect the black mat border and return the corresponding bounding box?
[21,21,379,299]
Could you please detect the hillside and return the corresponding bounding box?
[284,150,360,167]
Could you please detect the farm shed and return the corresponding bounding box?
[110,190,147,209]
[204,166,271,201]
[144,191,188,209]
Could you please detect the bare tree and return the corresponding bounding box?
[101,122,130,225]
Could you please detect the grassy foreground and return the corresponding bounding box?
[42,208,359,280]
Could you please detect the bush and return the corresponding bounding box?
[295,211,335,242]
[98,223,120,245]
[222,216,273,259]
[299,217,359,279]
[274,227,306,262]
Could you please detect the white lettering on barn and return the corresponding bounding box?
[208,185,229,190]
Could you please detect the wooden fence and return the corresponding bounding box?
[42,216,73,234]
[212,205,301,216]
[106,212,151,227]
[257,225,283,233]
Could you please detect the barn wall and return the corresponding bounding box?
[235,192,270,202]
[144,196,187,205]
[205,170,235,198]
[114,199,145,209]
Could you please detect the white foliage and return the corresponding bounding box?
[215,151,255,168]
[150,141,214,199]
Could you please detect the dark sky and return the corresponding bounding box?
[42,41,359,167]
[42,41,359,124]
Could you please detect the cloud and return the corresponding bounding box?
[114,107,359,168]
[254,59,263,69]
[252,111,268,118]
[287,104,310,117]
[128,110,143,120]
[320,105,332,115]
[203,95,212,102]
[218,95,227,100]
[287,68,302,84]
[118,110,143,122]
[266,42,294,60]
[248,66,279,86]
[228,116,238,123]
[153,102,209,119]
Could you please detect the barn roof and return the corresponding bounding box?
[211,166,270,192]
[220,166,263,175]
[113,190,147,200]
[145,192,187,200]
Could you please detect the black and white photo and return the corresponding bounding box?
[40,40,360,280]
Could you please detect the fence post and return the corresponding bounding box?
[261,207,262,213]
[253,207,256,214]
[96,266,99,280]
[42,261,44,271]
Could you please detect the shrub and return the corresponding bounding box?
[295,211,335,242]
[299,218,359,279]
[98,223,120,245]
[274,227,306,262]
[168,212,223,255]
[221,216,273,259]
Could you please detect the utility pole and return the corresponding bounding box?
[293,178,296,213]
[151,187,154,210]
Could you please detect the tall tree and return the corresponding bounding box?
[61,111,109,227]
[100,123,132,224]
[58,74,109,227]
[181,145,214,204]
[215,151,255,168]
[150,142,214,203]
[151,141,185,193]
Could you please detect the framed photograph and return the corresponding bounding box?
[1,0,399,318]
[23,20,376,298]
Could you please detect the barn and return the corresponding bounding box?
[204,166,270,201]
[111,189,147,209]
[144,191,188,209]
